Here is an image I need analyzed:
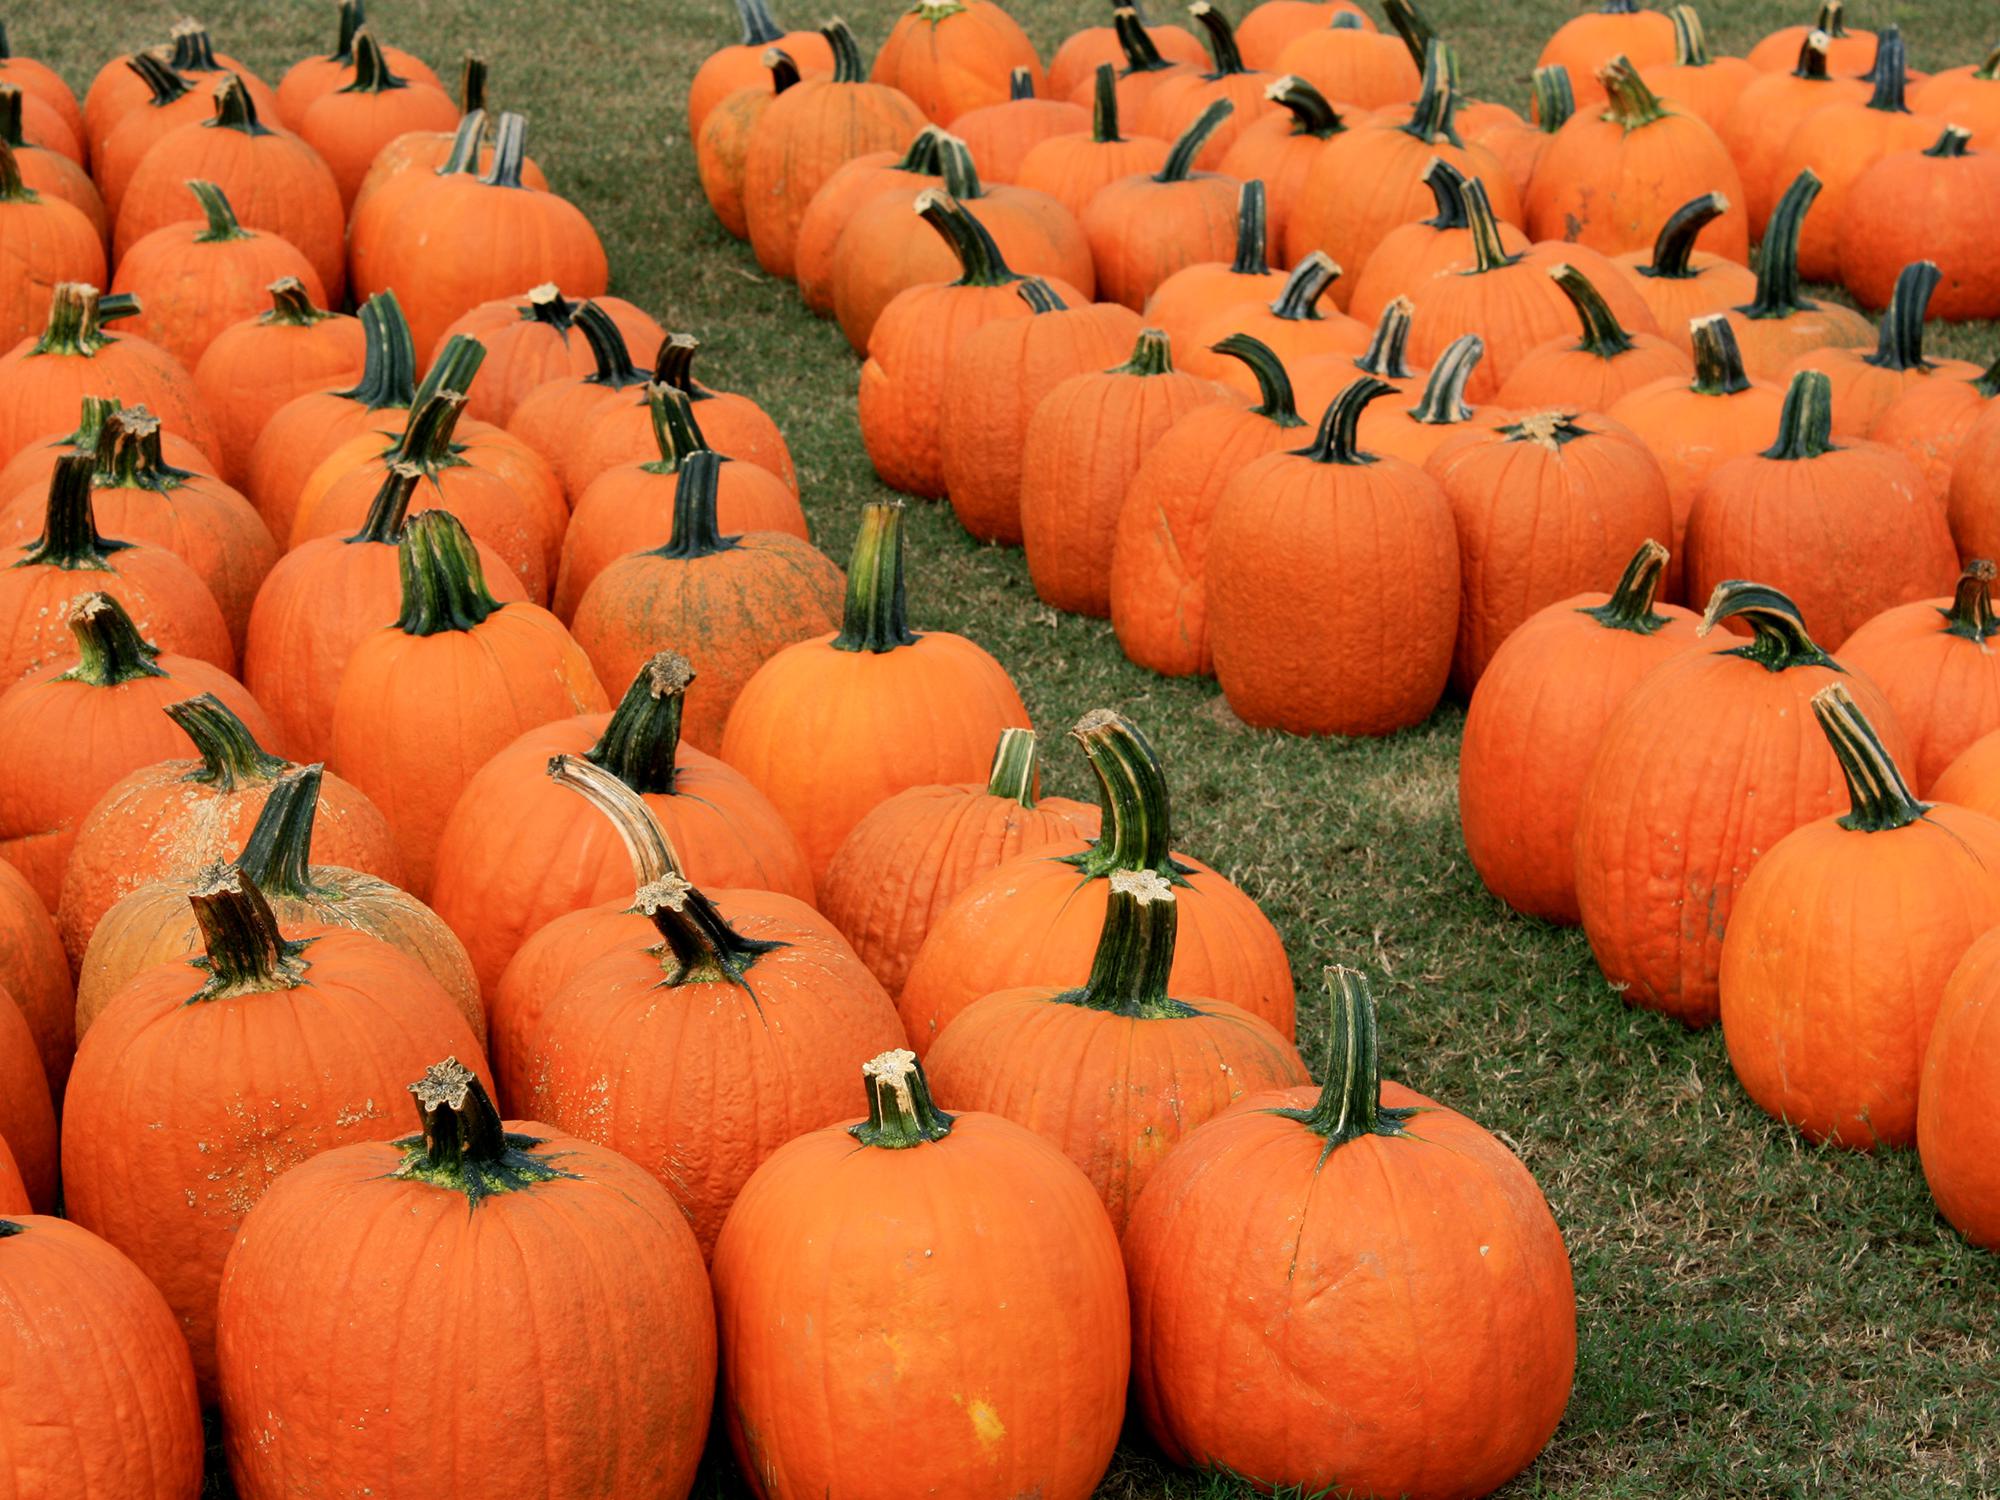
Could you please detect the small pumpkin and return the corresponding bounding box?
[687,0,835,138]
[275,0,444,125]
[1843,562,2000,795]
[1535,0,1675,104]
[1919,928,2000,1250]
[1783,259,1979,436]
[792,124,947,316]
[1494,261,1691,411]
[191,276,364,486]
[1015,59,1170,221]
[1718,170,1873,382]
[1610,191,1758,352]
[296,27,457,209]
[873,0,1044,123]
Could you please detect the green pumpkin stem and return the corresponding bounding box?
[935,136,987,201]
[1112,5,1173,78]
[1301,377,1393,464]
[1864,261,1941,373]
[1765,369,1837,461]
[574,302,649,389]
[1863,25,1909,114]
[1407,334,1483,423]
[16,454,124,570]
[1925,125,1973,160]
[166,693,288,789]
[1640,192,1727,280]
[653,332,704,393]
[1017,277,1070,314]
[1419,157,1470,227]
[232,763,326,901]
[1698,579,1838,672]
[187,179,250,243]
[1265,73,1343,138]
[1228,178,1269,274]
[262,276,334,326]
[1977,42,2000,83]
[1276,967,1417,1149]
[388,388,472,475]
[823,19,868,82]
[0,84,27,150]
[645,381,711,471]
[126,53,191,110]
[637,872,783,986]
[343,28,409,93]
[1550,263,1635,358]
[1688,314,1753,396]
[346,462,422,545]
[650,449,735,560]
[394,509,502,636]
[29,284,122,359]
[1461,178,1520,274]
[1581,539,1675,635]
[546,753,686,889]
[437,109,487,177]
[1355,297,1419,382]
[329,0,363,62]
[458,53,488,113]
[1188,1,1249,77]
[1090,61,1124,141]
[1382,0,1438,71]
[1212,332,1304,427]
[1118,326,1176,374]
[1942,560,2000,643]
[94,408,194,495]
[1008,67,1035,100]
[914,188,1020,288]
[833,499,918,652]
[1068,708,1179,877]
[208,72,268,134]
[56,592,168,686]
[1814,0,1849,38]
[1062,868,1190,1017]
[895,124,948,173]
[339,290,420,410]
[850,1048,956,1149]
[0,136,28,201]
[1156,97,1233,182]
[1670,4,1713,67]
[479,112,529,189]
[735,0,787,47]
[394,1056,571,1202]
[1402,39,1461,146]
[186,868,311,1001]
[1269,252,1339,321]
[1532,65,1575,133]
[584,652,694,796]
[525,283,579,329]
[1813,683,1927,833]
[985,726,1043,808]
[1598,55,1669,127]
[1738,171,1824,320]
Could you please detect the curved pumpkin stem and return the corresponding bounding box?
[389,387,473,476]
[0,137,27,202]
[1549,263,1635,359]
[126,53,191,110]
[1765,369,1837,461]
[345,462,422,545]
[1698,579,1837,672]
[850,1047,956,1149]
[1274,967,1417,1150]
[1639,192,1727,281]
[1301,377,1394,464]
[339,290,420,411]
[833,499,919,653]
[1187,0,1250,77]
[1067,708,1189,880]
[1401,39,1461,146]
[261,276,335,327]
[1864,261,1941,374]
[1942,560,2000,643]
[1813,683,1927,833]
[1737,171,1824,321]
[394,509,502,636]
[343,28,412,94]
[435,109,487,180]
[18,453,124,572]
[1597,55,1669,127]
[985,726,1043,808]
[1111,6,1175,81]
[933,135,987,202]
[546,752,685,887]
[1089,60,1125,142]
[327,0,363,63]
[761,47,801,93]
[1531,64,1574,133]
[1356,296,1419,383]
[735,0,788,47]
[187,868,310,1001]
[573,302,649,390]
[1268,252,1340,322]
[1265,73,1343,139]
[1017,277,1070,314]
[644,381,714,473]
[169,21,222,74]
[822,18,868,82]
[1211,332,1304,427]
[232,763,328,903]
[1228,178,1269,275]
[585,652,694,796]
[913,188,1020,288]
[1862,24,1909,114]
[479,112,530,189]
[1418,156,1470,228]
[188,180,251,243]
[637,872,783,986]
[1581,538,1675,635]
[1155,97,1233,182]
[395,1056,569,1202]
[1407,334,1483,424]
[167,693,288,790]
[1381,0,1435,70]
[208,72,269,135]
[1670,5,1714,67]
[650,448,734,560]
[1688,314,1753,397]
[1064,868,1193,1018]
[56,592,168,687]
[1460,179,1521,274]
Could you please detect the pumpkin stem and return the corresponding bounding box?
[1300,377,1393,465]
[394,509,502,636]
[28,283,122,359]
[762,47,801,93]
[232,763,326,903]
[1697,579,1838,672]
[734,0,787,47]
[261,276,334,327]
[833,499,918,653]
[338,290,420,411]
[186,867,312,1001]
[1864,261,1941,374]
[394,1057,571,1202]
[16,453,125,571]
[1155,97,1233,181]
[1581,538,1675,635]
[1117,326,1177,374]
[1090,60,1124,141]
[0,136,27,202]
[644,380,711,473]
[1381,0,1438,72]
[0,84,27,150]
[1789,28,1831,80]
[1925,124,1973,160]
[525,283,579,329]
[1268,252,1340,321]
[478,112,530,189]
[1277,967,1417,1149]
[1977,41,2000,84]
[1814,0,1848,39]
[1974,348,2000,401]
[1017,277,1071,314]
[1067,708,1181,878]
[1265,73,1343,138]
[1737,171,1823,320]
[345,462,422,545]
[342,27,410,94]
[1406,334,1483,423]
[1188,1,1249,78]
[187,179,250,243]
[169,21,221,74]
[208,71,268,135]
[1355,297,1419,382]
[388,388,472,475]
[584,652,694,796]
[329,0,363,63]
[1532,64,1574,133]
[458,53,488,113]
[1211,332,1305,427]
[1418,157,1470,228]
[55,591,169,687]
[895,124,949,173]
[985,726,1043,808]
[1598,55,1669,129]
[1688,314,1753,396]
[934,136,988,201]
[1671,5,1713,67]
[652,331,705,394]
[167,693,288,790]
[1402,39,1461,146]
[94,408,193,496]
[913,188,1020,288]
[1764,369,1837,461]
[1007,66,1035,100]
[1639,192,1727,281]
[1863,25,1909,114]
[574,302,649,389]
[547,753,685,889]
[1062,868,1192,1018]
[649,448,736,560]
[1813,683,1928,833]
[1942,560,2000,643]
[822,18,868,82]
[849,1048,956,1149]
[126,53,191,110]
[637,873,783,987]
[437,109,486,177]
[1227,178,1269,274]
[1549,263,1635,359]
[1461,178,1520,274]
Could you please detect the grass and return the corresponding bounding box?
[12,0,1998,1495]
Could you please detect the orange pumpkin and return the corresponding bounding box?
[1345,159,1528,328]
[872,0,1044,123]
[1272,10,1418,110]
[1184,251,1368,387]
[1843,127,2000,323]
[430,284,664,428]
[93,57,216,215]
[347,57,550,211]
[1139,177,1283,354]
[275,0,444,126]
[1535,0,1675,105]
[0,979,56,1209]
[1722,30,1867,236]
[0,849,71,1101]
[1785,261,1978,436]
[1610,191,1758,352]
[1645,4,1755,134]
[791,125,946,316]
[296,27,457,209]
[0,394,213,517]
[1353,332,1506,467]
[1869,351,2000,502]
[1139,1,1278,170]
[702,46,806,234]
[1842,563,2000,795]
[1911,41,2000,141]
[1214,73,1345,247]
[1235,0,1373,67]
[1920,926,2000,1250]
[1746,0,1874,75]
[1717,170,1873,382]
[1015,60,1170,221]
[0,138,101,355]
[1475,64,1573,201]
[0,84,106,241]
[1494,261,1691,411]
[0,21,83,147]
[1047,2,1207,100]
[687,0,835,138]
[191,277,364,487]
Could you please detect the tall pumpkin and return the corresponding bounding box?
[1920,929,2000,1251]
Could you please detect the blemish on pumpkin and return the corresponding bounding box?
[955,1395,1005,1453]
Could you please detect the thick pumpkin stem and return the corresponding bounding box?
[0,85,28,150]
[850,1048,956,1149]
[1068,708,1181,877]
[127,53,191,110]
[232,763,326,901]
[167,693,288,790]
[208,72,268,135]
[895,124,949,174]
[1278,967,1416,1150]
[1926,125,1973,160]
[394,509,502,636]
[833,499,919,653]
[1765,369,1837,461]
[1090,61,1124,141]
[1976,42,2000,84]
[17,454,124,571]
[1266,73,1342,138]
[547,753,685,888]
[1064,869,1192,1018]
[28,284,122,360]
[0,137,27,201]
[1813,683,1927,833]
[1419,157,1470,228]
[574,302,649,389]
[1532,65,1574,133]
[1402,39,1465,147]
[1408,334,1483,423]
[343,28,410,94]
[1156,97,1233,182]
[1118,327,1177,375]
[1863,25,1909,114]
[761,48,801,93]
[1188,1,1249,77]
[1790,28,1831,80]
[1598,55,1669,129]
[437,109,486,178]
[1301,377,1393,465]
[1942,560,2000,643]
[1112,6,1174,80]
[458,53,489,113]
[651,449,735,561]
[585,652,693,796]
[1640,192,1727,281]
[340,290,420,411]
[479,112,530,189]
[1228,178,1269,275]
[644,381,711,472]
[1356,297,1418,382]
[1814,0,1848,38]
[262,276,334,326]
[328,0,363,63]
[1688,315,1753,396]
[346,462,422,545]
[169,22,221,74]
[1269,252,1340,321]
[1212,332,1305,427]
[735,0,787,47]
[388,389,472,479]
[1017,277,1071,314]
[1007,66,1034,100]
[1671,5,1713,67]
[1581,539,1675,635]
[415,335,488,415]
[525,283,579,329]
[1550,264,1635,359]
[1738,171,1823,320]
[823,19,868,83]
[56,592,168,687]
[1864,261,1941,373]
[188,178,251,242]
[934,136,988,202]
[1381,0,1435,69]
[652,332,705,397]
[187,868,311,1001]
[1461,179,1520,274]
[985,726,1043,808]
[637,873,782,986]
[1698,580,1837,672]
[94,409,193,496]
[395,1057,570,1203]
[913,188,1020,288]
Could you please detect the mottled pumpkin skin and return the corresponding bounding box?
[0,318,220,470]
[1921,930,2000,1250]
[0,985,56,1211]
[1843,599,2000,795]
[1123,1081,1577,1500]
[1527,107,1748,263]
[111,217,327,373]
[216,1124,715,1500]
[0,859,71,1100]
[0,529,233,683]
[0,1215,204,1500]
[712,1109,1130,1500]
[490,899,658,1114]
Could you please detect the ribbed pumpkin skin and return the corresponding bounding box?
[1084,172,1274,313]
[1774,106,1944,286]
[792,147,941,314]
[1868,374,2000,501]
[275,44,443,127]
[110,216,326,373]
[1535,7,1675,98]
[0,1215,204,1500]
[0,527,233,683]
[948,96,1088,184]
[1721,73,1868,235]
[1842,598,2000,795]
[570,381,800,500]
[1784,347,1983,443]
[1526,102,1748,262]
[0,177,102,354]
[215,1122,715,1500]
[433,294,663,427]
[1015,125,1169,222]
[0,423,214,517]
[1921,930,2000,1250]
[1606,371,1784,576]
[0,859,70,1101]
[1124,1080,1577,1500]
[712,1106,1130,1500]
[4,131,107,241]
[61,927,492,1395]
[1840,143,2000,320]
[490,903,658,1112]
[1273,27,1418,111]
[191,302,365,487]
[1460,584,1705,925]
[820,780,1099,996]
[0,988,56,1211]
[1346,216,1531,329]
[688,30,836,138]
[0,314,219,469]
[1426,412,1674,695]
[519,891,907,1257]
[872,0,1044,122]
[898,845,1296,1052]
[1574,640,1908,1028]
[298,78,459,211]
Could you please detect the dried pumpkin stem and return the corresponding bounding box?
[1789,28,1831,80]
[1581,539,1674,635]
[389,387,473,471]
[833,499,919,652]
[1276,967,1416,1150]
[574,302,648,388]
[1269,252,1339,321]
[1942,561,1999,643]
[762,47,799,90]
[437,109,487,178]
[1598,55,1668,128]
[1738,171,1822,320]
[1356,297,1418,382]
[458,53,489,113]
[0,84,29,149]
[1550,264,1635,358]
[985,726,1042,808]
[167,694,288,790]
[1118,326,1176,375]
[548,752,685,888]
[0,138,27,201]
[329,0,362,63]
[653,331,703,394]
[18,454,123,571]
[1864,261,1941,374]
[395,1056,571,1202]
[127,53,191,109]
[584,653,694,796]
[170,22,221,73]
[1688,315,1753,397]
[637,873,782,986]
[1640,192,1726,280]
[187,869,311,1001]
[1532,65,1574,133]
[1670,5,1712,67]
[30,284,120,359]
[1007,66,1034,100]
[1069,708,1178,876]
[1401,39,1459,145]
[1212,332,1305,426]
[394,509,502,636]
[1697,580,1837,672]
[1112,5,1172,76]
[850,1048,956,1149]
[1926,125,1973,160]
[1461,179,1519,273]
[95,409,193,496]
[645,381,712,472]
[346,462,422,545]
[526,283,579,328]
[209,72,267,134]
[262,276,334,326]
[1381,0,1435,70]
[56,592,168,686]
[1266,73,1342,139]
[1813,684,1927,833]
[233,765,327,902]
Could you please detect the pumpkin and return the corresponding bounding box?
[1718,171,1873,382]
[0,853,69,1101]
[1646,4,1754,134]
[820,727,1100,997]
[1138,176,1283,354]
[1022,327,1235,617]
[92,57,216,215]
[1184,251,1367,386]
[74,763,484,1042]
[345,109,499,298]
[0,452,232,683]
[1495,261,1691,411]
[570,449,843,750]
[1720,684,2000,1150]
[688,0,835,138]
[858,190,1086,498]
[0,83,106,241]
[499,303,654,490]
[1353,332,1504,466]
[928,865,1306,1231]
[1215,73,1344,246]
[158,23,283,128]
[1527,57,1747,262]
[191,278,363,487]
[1746,0,1874,75]
[1911,42,2000,142]
[432,284,664,427]
[1125,966,1577,1500]
[1685,369,1957,652]
[874,0,1043,123]
[0,591,271,909]
[348,56,551,211]
[0,1140,21,1211]
[56,692,396,967]
[792,124,946,316]
[0,394,213,517]
[1722,31,1867,236]
[830,136,1095,355]
[1574,579,1907,1026]
[61,866,490,1394]
[1610,192,1758,352]
[1272,10,1418,111]
[897,709,1296,1052]
[1287,289,1426,415]
[1476,65,1573,201]
[1233,0,1374,67]
[1535,0,1675,105]
[1047,0,1208,100]
[0,138,101,355]
[0,1215,203,1499]
[1842,127,2000,321]
[555,382,808,623]
[1110,332,1309,676]
[1015,59,1170,221]
[296,27,457,210]
[941,277,1143,545]
[0,282,219,468]
[1920,928,2000,1250]
[1936,386,2000,568]
[81,41,181,162]
[742,20,927,279]
[275,0,444,125]
[1842,563,2000,795]
[0,982,55,1209]
[1785,261,1979,436]
[0,21,82,146]
[431,649,813,1004]
[720,499,1030,886]
[1140,1,1277,170]
[1459,538,1704,923]
[1207,377,1458,729]
[114,74,345,306]
[1345,159,1528,328]
[1869,349,2000,501]
[1067,2,1205,114]
[713,1047,1129,1498]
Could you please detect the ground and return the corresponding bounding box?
[12,0,1997,1495]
